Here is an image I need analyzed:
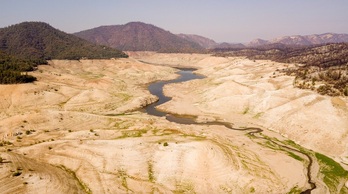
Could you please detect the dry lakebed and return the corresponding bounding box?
[0,53,348,193]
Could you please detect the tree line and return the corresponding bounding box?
[0,51,39,84]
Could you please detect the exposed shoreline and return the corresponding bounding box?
[0,54,347,193]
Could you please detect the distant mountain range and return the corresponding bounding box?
[74,22,204,53]
[74,22,251,51]
[247,33,348,47]
[181,32,348,49]
[73,21,348,51]
[177,32,348,49]
[177,34,246,49]
[1,21,348,58]
[0,21,127,60]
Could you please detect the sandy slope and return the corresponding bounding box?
[139,54,348,160]
[0,54,346,193]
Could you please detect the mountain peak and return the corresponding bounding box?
[74,22,204,52]
[15,21,51,26]
[124,21,152,26]
[247,38,269,47]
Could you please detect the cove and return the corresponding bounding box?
[145,68,205,118]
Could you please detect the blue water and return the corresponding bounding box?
[145,68,205,118]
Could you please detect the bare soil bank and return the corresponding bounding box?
[0,54,347,193]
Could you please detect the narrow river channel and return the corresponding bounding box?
[144,68,316,194]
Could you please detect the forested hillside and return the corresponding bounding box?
[0,51,38,84]
[0,22,128,60]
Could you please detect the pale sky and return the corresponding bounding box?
[1,0,347,43]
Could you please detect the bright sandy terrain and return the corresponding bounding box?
[0,53,347,193]
[137,52,348,159]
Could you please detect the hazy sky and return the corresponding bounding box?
[1,0,347,43]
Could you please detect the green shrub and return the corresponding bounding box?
[12,171,22,176]
[344,87,348,96]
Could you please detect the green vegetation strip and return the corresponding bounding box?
[315,153,348,193]
[58,165,92,194]
[148,161,155,182]
[282,139,348,193]
[254,134,341,193]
